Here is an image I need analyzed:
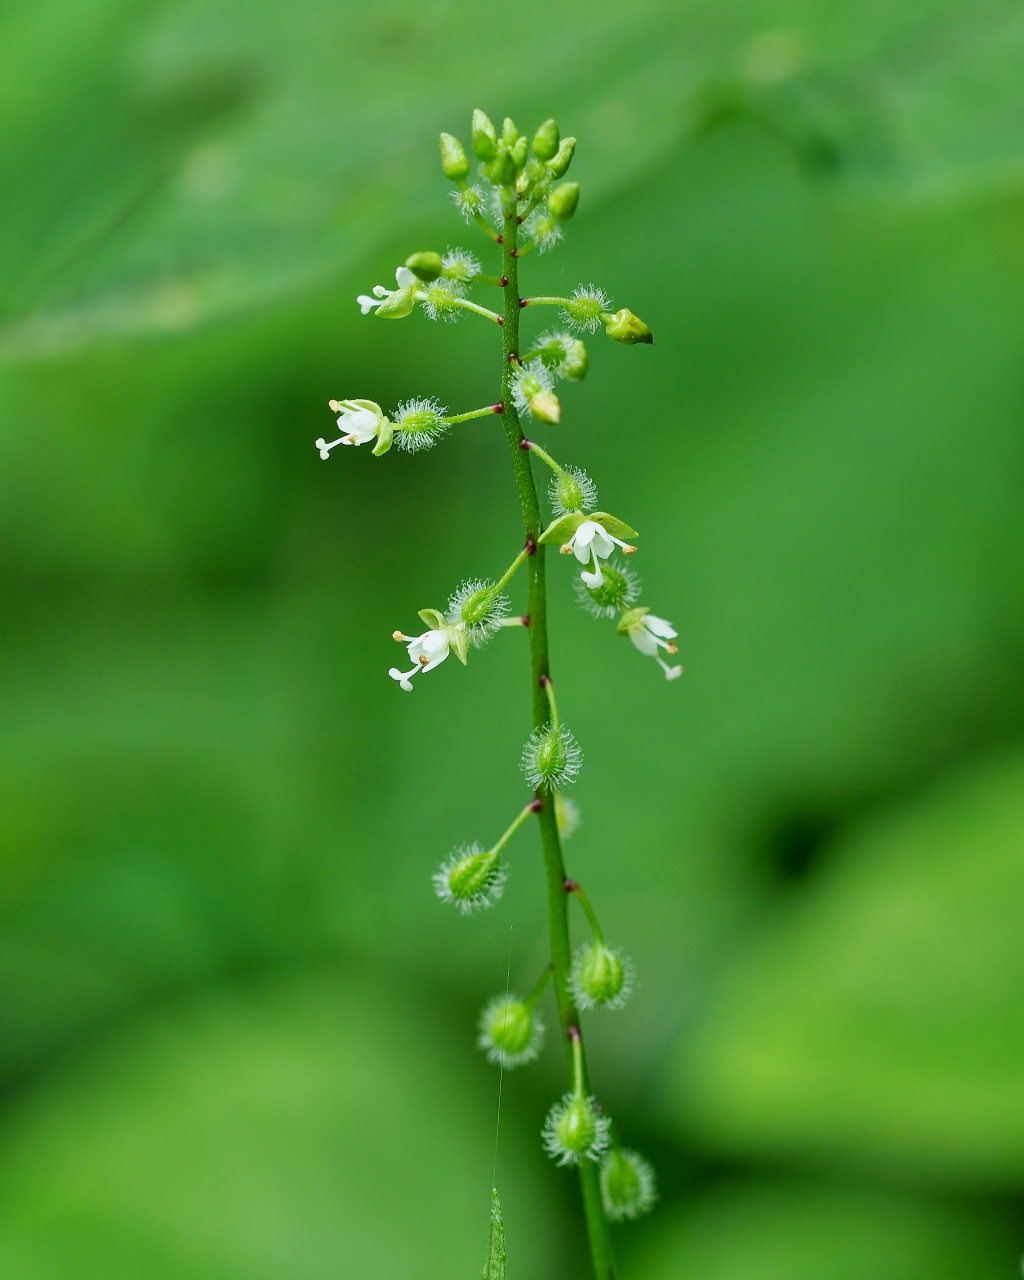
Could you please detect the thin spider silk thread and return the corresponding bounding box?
[491,925,513,1189]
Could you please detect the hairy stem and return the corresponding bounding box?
[497,194,616,1280]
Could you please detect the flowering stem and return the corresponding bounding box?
[452,297,504,325]
[524,963,554,1010]
[521,295,571,308]
[567,880,605,945]
[523,440,564,478]
[493,546,530,594]
[445,405,503,425]
[541,674,561,728]
[492,799,543,857]
[497,190,616,1280]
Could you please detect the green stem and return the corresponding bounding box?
[453,297,504,324]
[568,881,605,945]
[492,800,541,856]
[524,964,554,1010]
[525,440,564,477]
[541,675,560,728]
[521,295,571,308]
[446,404,502,425]
[497,189,617,1280]
[494,546,530,594]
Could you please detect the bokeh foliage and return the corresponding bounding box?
[3,0,1024,1276]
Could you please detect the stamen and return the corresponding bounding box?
[392,631,406,641]
[417,654,430,666]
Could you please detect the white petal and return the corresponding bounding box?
[395,266,417,288]
[357,295,379,314]
[580,564,604,590]
[659,660,684,681]
[629,627,660,657]
[645,615,677,640]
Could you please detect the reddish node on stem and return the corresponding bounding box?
[499,275,509,287]
[519,297,528,308]
[521,614,532,627]
[496,234,504,243]
[520,437,535,451]
[524,537,537,556]
[496,316,504,326]
[528,798,543,813]
[567,1024,581,1044]
[539,674,552,688]
[517,215,524,224]
[511,248,519,258]
[564,878,580,893]
[492,402,504,414]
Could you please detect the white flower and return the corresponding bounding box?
[563,519,636,589]
[356,265,418,315]
[388,627,452,691]
[315,399,386,459]
[627,613,683,681]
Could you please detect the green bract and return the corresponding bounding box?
[404,250,443,281]
[539,511,639,546]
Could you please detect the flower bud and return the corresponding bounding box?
[604,307,653,345]
[485,143,518,186]
[600,1149,657,1221]
[502,116,520,145]
[404,250,443,281]
[543,1092,611,1166]
[471,108,498,159]
[511,135,529,170]
[433,843,506,914]
[439,132,470,181]
[478,996,545,1069]
[375,285,417,319]
[550,465,598,516]
[547,136,576,178]
[570,940,634,1010]
[529,389,561,424]
[533,118,560,161]
[521,722,582,791]
[547,181,580,220]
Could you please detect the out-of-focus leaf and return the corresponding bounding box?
[665,751,1024,1185]
[0,977,556,1280]
[628,1177,1014,1280]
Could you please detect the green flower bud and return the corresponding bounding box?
[570,940,634,1010]
[543,1092,611,1166]
[529,389,561,424]
[471,108,498,160]
[439,132,470,181]
[547,135,576,178]
[433,843,505,914]
[478,996,545,1069]
[375,285,417,319]
[404,250,443,282]
[521,722,582,791]
[548,181,580,220]
[484,143,518,186]
[600,1149,657,1222]
[502,116,520,145]
[533,118,560,161]
[511,135,529,170]
[604,307,653,345]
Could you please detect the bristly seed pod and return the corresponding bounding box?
[542,1092,611,1165]
[521,722,583,790]
[393,398,450,453]
[478,995,545,1069]
[549,465,598,516]
[574,557,641,618]
[570,940,635,1010]
[600,1149,657,1221]
[433,843,506,914]
[446,578,511,644]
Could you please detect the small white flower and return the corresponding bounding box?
[563,520,635,589]
[627,613,683,681]
[315,399,386,459]
[388,627,452,691]
[356,265,418,315]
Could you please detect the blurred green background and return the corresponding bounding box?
[3,0,1024,1276]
